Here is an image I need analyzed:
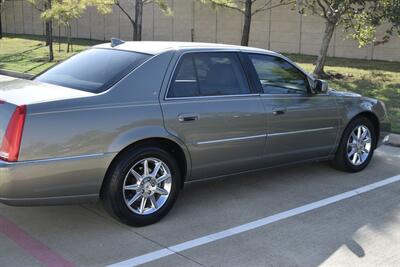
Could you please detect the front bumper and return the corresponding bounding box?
[0,153,116,206]
[378,121,391,147]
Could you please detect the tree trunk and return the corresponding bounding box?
[44,1,51,46]
[44,0,54,61]
[45,22,51,45]
[133,0,143,41]
[67,24,72,53]
[58,24,61,52]
[314,20,335,77]
[48,20,54,61]
[44,4,49,45]
[70,25,73,52]
[67,25,70,53]
[241,0,252,46]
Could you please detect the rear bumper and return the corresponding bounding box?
[0,153,116,206]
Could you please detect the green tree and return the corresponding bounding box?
[297,0,400,77]
[99,0,171,41]
[42,0,89,53]
[35,0,111,54]
[27,0,54,61]
[198,0,295,46]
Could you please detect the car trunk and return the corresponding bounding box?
[0,78,95,106]
[0,78,95,161]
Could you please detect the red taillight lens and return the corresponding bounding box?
[0,105,27,162]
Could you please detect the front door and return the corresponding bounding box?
[161,51,266,180]
[245,53,340,165]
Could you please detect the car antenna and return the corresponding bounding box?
[111,38,125,47]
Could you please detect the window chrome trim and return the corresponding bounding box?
[196,134,267,145]
[165,93,261,101]
[259,93,331,97]
[175,80,197,82]
[267,127,335,137]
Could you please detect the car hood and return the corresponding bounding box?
[0,78,94,106]
[329,89,379,104]
[329,89,362,98]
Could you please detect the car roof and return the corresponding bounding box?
[94,41,280,56]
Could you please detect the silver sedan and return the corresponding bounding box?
[0,40,391,226]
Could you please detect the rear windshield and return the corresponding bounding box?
[35,48,151,93]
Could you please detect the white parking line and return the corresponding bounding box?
[108,174,400,267]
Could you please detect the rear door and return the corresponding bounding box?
[245,53,340,165]
[161,51,267,180]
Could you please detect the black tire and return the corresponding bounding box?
[101,145,181,226]
[332,116,376,172]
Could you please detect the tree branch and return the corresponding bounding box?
[315,0,328,18]
[201,0,244,14]
[252,0,295,16]
[115,1,135,26]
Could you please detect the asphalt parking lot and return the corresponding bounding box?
[0,145,399,267]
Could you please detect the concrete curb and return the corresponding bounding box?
[0,69,33,80]
[386,134,400,147]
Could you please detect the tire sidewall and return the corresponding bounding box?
[103,146,181,226]
[339,117,376,172]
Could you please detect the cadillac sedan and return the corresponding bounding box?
[0,40,390,226]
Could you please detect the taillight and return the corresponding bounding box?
[0,105,27,162]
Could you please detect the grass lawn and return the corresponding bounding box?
[0,34,399,133]
[0,34,101,74]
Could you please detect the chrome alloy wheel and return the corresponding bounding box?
[346,125,372,166]
[123,158,172,215]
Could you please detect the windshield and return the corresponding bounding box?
[35,48,151,93]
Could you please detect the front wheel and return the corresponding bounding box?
[101,146,181,226]
[332,117,376,172]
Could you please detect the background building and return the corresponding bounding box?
[2,0,400,61]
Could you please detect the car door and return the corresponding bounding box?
[161,51,267,180]
[245,53,340,165]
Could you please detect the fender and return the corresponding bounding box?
[107,125,192,179]
[334,91,389,146]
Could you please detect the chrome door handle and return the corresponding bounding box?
[272,108,286,116]
[178,114,199,122]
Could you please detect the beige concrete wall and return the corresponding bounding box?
[3,0,400,62]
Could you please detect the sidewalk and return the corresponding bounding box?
[0,74,18,82]
[0,70,33,80]
[387,133,400,147]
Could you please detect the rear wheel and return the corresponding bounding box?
[101,146,181,226]
[332,117,376,172]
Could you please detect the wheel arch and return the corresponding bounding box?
[101,136,191,197]
[343,111,380,148]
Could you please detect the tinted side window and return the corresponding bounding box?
[168,55,200,98]
[249,54,309,94]
[168,52,250,98]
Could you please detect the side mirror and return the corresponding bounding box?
[313,79,328,94]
